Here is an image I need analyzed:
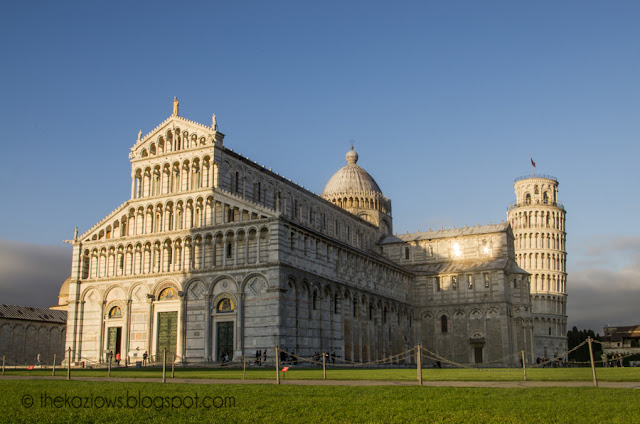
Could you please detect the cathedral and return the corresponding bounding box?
[60,100,567,366]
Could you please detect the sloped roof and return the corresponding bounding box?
[380,223,510,245]
[402,257,528,276]
[0,304,67,324]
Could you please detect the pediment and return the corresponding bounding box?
[129,115,224,160]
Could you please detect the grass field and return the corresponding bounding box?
[3,365,640,382]
[0,379,638,423]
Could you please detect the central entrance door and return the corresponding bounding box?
[107,327,122,359]
[157,311,178,360]
[216,321,234,361]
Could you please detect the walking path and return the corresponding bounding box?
[2,375,639,389]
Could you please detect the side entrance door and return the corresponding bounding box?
[216,321,234,361]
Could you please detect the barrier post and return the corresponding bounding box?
[522,350,527,381]
[243,354,246,380]
[108,353,111,378]
[171,353,175,378]
[275,346,280,385]
[587,337,598,387]
[417,345,422,385]
[162,349,166,383]
[67,347,71,380]
[52,354,56,377]
[323,353,326,380]
[2,355,4,376]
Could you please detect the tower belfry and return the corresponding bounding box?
[507,174,568,359]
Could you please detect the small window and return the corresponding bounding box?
[404,246,410,260]
[543,192,549,204]
[226,242,233,258]
[334,294,339,314]
[352,299,357,318]
[525,193,531,204]
[513,279,517,289]
[534,185,539,194]
[436,277,441,292]
[441,315,448,333]
[290,232,295,251]
[313,291,318,310]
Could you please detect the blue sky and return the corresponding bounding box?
[0,1,638,331]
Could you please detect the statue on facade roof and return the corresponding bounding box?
[73,226,78,240]
[212,113,217,130]
[137,130,142,142]
[173,97,179,116]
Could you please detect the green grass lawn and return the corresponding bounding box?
[3,365,640,382]
[0,379,638,423]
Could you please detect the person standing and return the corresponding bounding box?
[36,353,41,367]
[143,351,148,366]
[115,352,121,366]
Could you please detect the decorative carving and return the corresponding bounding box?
[189,282,205,300]
[247,276,268,295]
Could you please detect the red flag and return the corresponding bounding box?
[530,158,536,167]
[281,367,290,372]
[27,365,34,370]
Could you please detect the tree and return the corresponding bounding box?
[567,327,601,363]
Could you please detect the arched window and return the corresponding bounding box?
[534,185,539,194]
[525,193,531,205]
[109,306,122,318]
[543,192,549,204]
[158,287,178,301]
[312,291,318,310]
[404,246,410,260]
[441,315,448,333]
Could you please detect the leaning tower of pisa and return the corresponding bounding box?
[507,175,568,360]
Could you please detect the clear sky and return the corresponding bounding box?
[0,0,638,332]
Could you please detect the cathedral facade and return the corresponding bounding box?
[62,103,563,366]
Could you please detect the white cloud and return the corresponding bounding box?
[0,240,71,308]
[568,236,640,332]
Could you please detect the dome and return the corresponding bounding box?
[58,277,72,301]
[322,147,382,197]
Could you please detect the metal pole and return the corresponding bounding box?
[323,353,326,380]
[522,350,527,381]
[2,355,4,376]
[171,353,175,378]
[52,354,56,377]
[108,353,111,378]
[417,345,422,385]
[162,349,166,383]
[587,337,598,388]
[275,346,280,385]
[67,347,71,380]
[243,354,246,380]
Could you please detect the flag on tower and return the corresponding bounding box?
[531,157,536,167]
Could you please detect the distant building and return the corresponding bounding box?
[0,305,67,366]
[602,325,640,356]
